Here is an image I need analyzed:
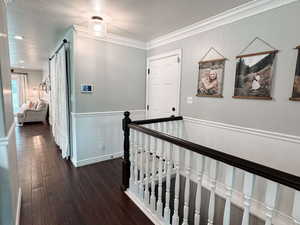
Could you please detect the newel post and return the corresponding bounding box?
[121,111,132,191]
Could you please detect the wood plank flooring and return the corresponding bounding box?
[16,123,153,225]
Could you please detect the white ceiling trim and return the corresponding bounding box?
[73,25,147,50]
[1,0,13,6]
[147,0,298,50]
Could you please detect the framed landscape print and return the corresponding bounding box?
[290,47,300,101]
[233,50,277,99]
[197,59,225,98]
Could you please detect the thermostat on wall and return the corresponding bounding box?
[80,84,93,93]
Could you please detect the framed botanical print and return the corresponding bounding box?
[233,50,277,99]
[197,58,225,98]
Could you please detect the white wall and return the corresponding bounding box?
[0,1,13,136]
[148,1,300,136]
[146,3,300,224]
[73,31,146,113]
[0,2,20,225]
[68,28,147,166]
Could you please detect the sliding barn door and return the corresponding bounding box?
[50,46,71,159]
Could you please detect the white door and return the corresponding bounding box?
[147,50,181,118]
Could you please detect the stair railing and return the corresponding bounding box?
[121,111,300,225]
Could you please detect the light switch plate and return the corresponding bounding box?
[187,96,193,104]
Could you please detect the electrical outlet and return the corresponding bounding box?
[187,96,193,104]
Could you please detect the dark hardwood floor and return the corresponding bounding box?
[16,123,153,225]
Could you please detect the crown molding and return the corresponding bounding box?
[1,0,12,5]
[73,25,147,50]
[147,0,298,49]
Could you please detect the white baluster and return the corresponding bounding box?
[172,138,180,225]
[164,142,173,224]
[150,123,158,212]
[182,150,191,225]
[144,134,151,205]
[241,172,255,225]
[129,129,136,190]
[292,191,300,225]
[139,132,145,199]
[264,181,278,225]
[157,123,164,217]
[207,159,218,225]
[163,122,169,174]
[194,155,205,225]
[223,165,235,225]
[134,130,139,194]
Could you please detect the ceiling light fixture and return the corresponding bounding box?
[14,35,24,40]
[90,16,107,37]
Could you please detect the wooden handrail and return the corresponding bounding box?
[131,116,183,125]
[128,123,300,192]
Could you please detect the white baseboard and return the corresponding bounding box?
[15,188,22,225]
[125,190,165,225]
[71,152,123,167]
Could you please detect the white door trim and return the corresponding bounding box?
[146,49,182,118]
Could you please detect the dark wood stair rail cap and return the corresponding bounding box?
[128,122,300,192]
[131,116,183,125]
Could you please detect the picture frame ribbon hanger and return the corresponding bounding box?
[237,37,278,58]
[199,47,227,63]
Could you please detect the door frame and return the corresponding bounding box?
[146,49,182,118]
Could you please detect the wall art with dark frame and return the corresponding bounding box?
[197,58,226,98]
[233,50,278,100]
[290,46,300,101]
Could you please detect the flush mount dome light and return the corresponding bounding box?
[90,16,107,37]
[14,35,24,40]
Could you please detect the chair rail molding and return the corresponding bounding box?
[184,116,300,144]
[147,0,298,49]
[71,109,146,118]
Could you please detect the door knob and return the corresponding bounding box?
[172,107,176,112]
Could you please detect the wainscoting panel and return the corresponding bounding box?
[182,117,300,225]
[71,110,145,167]
[0,122,20,225]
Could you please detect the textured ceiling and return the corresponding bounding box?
[7,0,252,70]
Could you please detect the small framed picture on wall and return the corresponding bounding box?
[197,59,225,98]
